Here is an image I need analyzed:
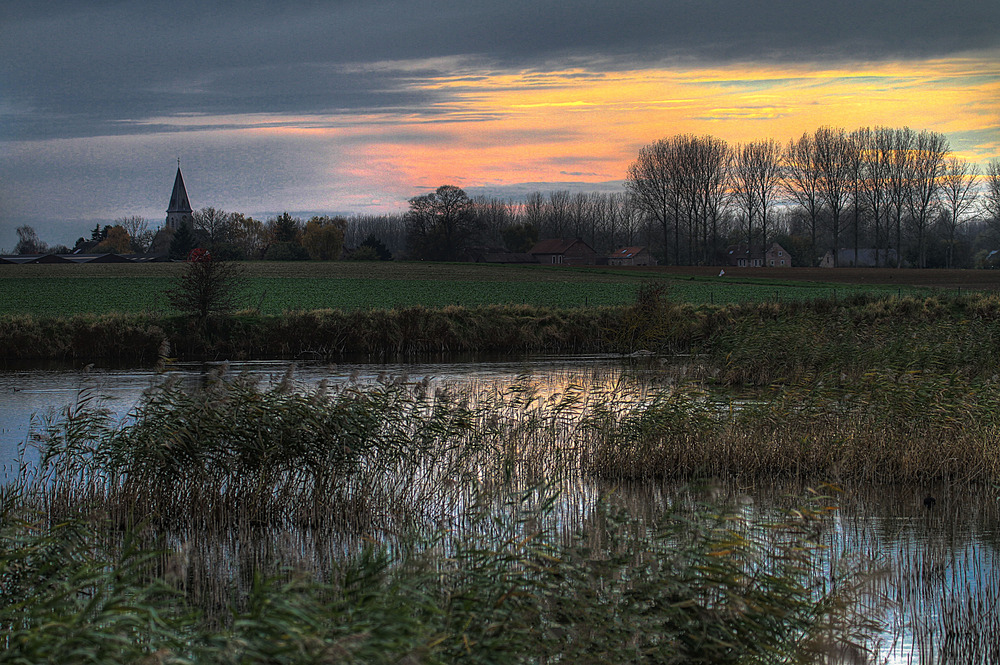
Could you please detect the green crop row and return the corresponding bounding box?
[0,262,935,316]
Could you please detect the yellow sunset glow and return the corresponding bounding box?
[336,55,1000,193]
[211,54,1000,202]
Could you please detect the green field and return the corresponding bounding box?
[0,261,935,316]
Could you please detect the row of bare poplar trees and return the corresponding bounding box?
[626,127,997,268]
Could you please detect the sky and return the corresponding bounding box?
[1,0,998,251]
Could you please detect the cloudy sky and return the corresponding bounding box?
[2,0,998,250]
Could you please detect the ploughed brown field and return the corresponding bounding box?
[619,266,1000,291]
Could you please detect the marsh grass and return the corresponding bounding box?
[584,370,1000,484]
[6,292,1000,373]
[3,367,914,663]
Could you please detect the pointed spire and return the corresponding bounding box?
[165,166,194,231]
[167,167,192,214]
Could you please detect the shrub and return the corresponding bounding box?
[166,249,245,320]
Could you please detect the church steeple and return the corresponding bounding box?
[165,165,193,231]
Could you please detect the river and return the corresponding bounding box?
[2,356,998,663]
[1,355,639,471]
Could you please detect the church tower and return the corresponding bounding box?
[165,165,193,231]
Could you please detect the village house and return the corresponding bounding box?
[608,246,656,266]
[528,238,599,265]
[725,243,792,268]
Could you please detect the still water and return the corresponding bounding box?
[2,356,998,664]
[0,355,640,471]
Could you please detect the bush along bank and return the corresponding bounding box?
[0,305,629,363]
[2,293,1000,380]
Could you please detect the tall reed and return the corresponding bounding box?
[6,368,895,662]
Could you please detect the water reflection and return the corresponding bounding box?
[832,484,1000,664]
[0,354,645,470]
[3,357,998,663]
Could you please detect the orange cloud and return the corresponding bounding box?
[338,54,1000,193]
[175,54,998,203]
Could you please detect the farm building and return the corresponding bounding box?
[726,243,792,268]
[528,238,599,265]
[608,246,656,266]
[0,253,137,264]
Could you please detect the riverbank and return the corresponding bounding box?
[4,292,1000,383]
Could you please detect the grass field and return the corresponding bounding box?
[0,261,974,316]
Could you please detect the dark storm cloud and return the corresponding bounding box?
[2,0,996,142]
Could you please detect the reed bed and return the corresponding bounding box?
[20,366,1000,536]
[583,369,1000,485]
[4,366,914,663]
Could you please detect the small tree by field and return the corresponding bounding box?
[167,249,245,319]
[302,216,347,260]
[94,225,131,254]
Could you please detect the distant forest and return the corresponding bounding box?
[15,125,1000,268]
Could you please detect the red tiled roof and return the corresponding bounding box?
[529,238,578,254]
[610,246,645,258]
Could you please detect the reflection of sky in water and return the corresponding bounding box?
[3,358,998,662]
[822,487,1000,664]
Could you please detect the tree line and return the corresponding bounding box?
[627,127,1000,268]
[396,131,999,268]
[12,124,1000,267]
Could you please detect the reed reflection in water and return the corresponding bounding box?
[9,359,1000,663]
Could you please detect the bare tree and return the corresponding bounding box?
[884,127,916,268]
[114,215,153,253]
[782,132,824,264]
[523,192,546,230]
[846,132,865,267]
[627,138,683,263]
[470,196,514,247]
[546,190,572,239]
[984,160,1000,231]
[194,207,235,245]
[854,127,893,266]
[344,214,407,255]
[731,139,782,248]
[626,135,731,265]
[692,135,730,264]
[905,130,950,268]
[618,192,644,247]
[588,192,614,252]
[15,225,46,255]
[814,127,854,267]
[938,157,980,268]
